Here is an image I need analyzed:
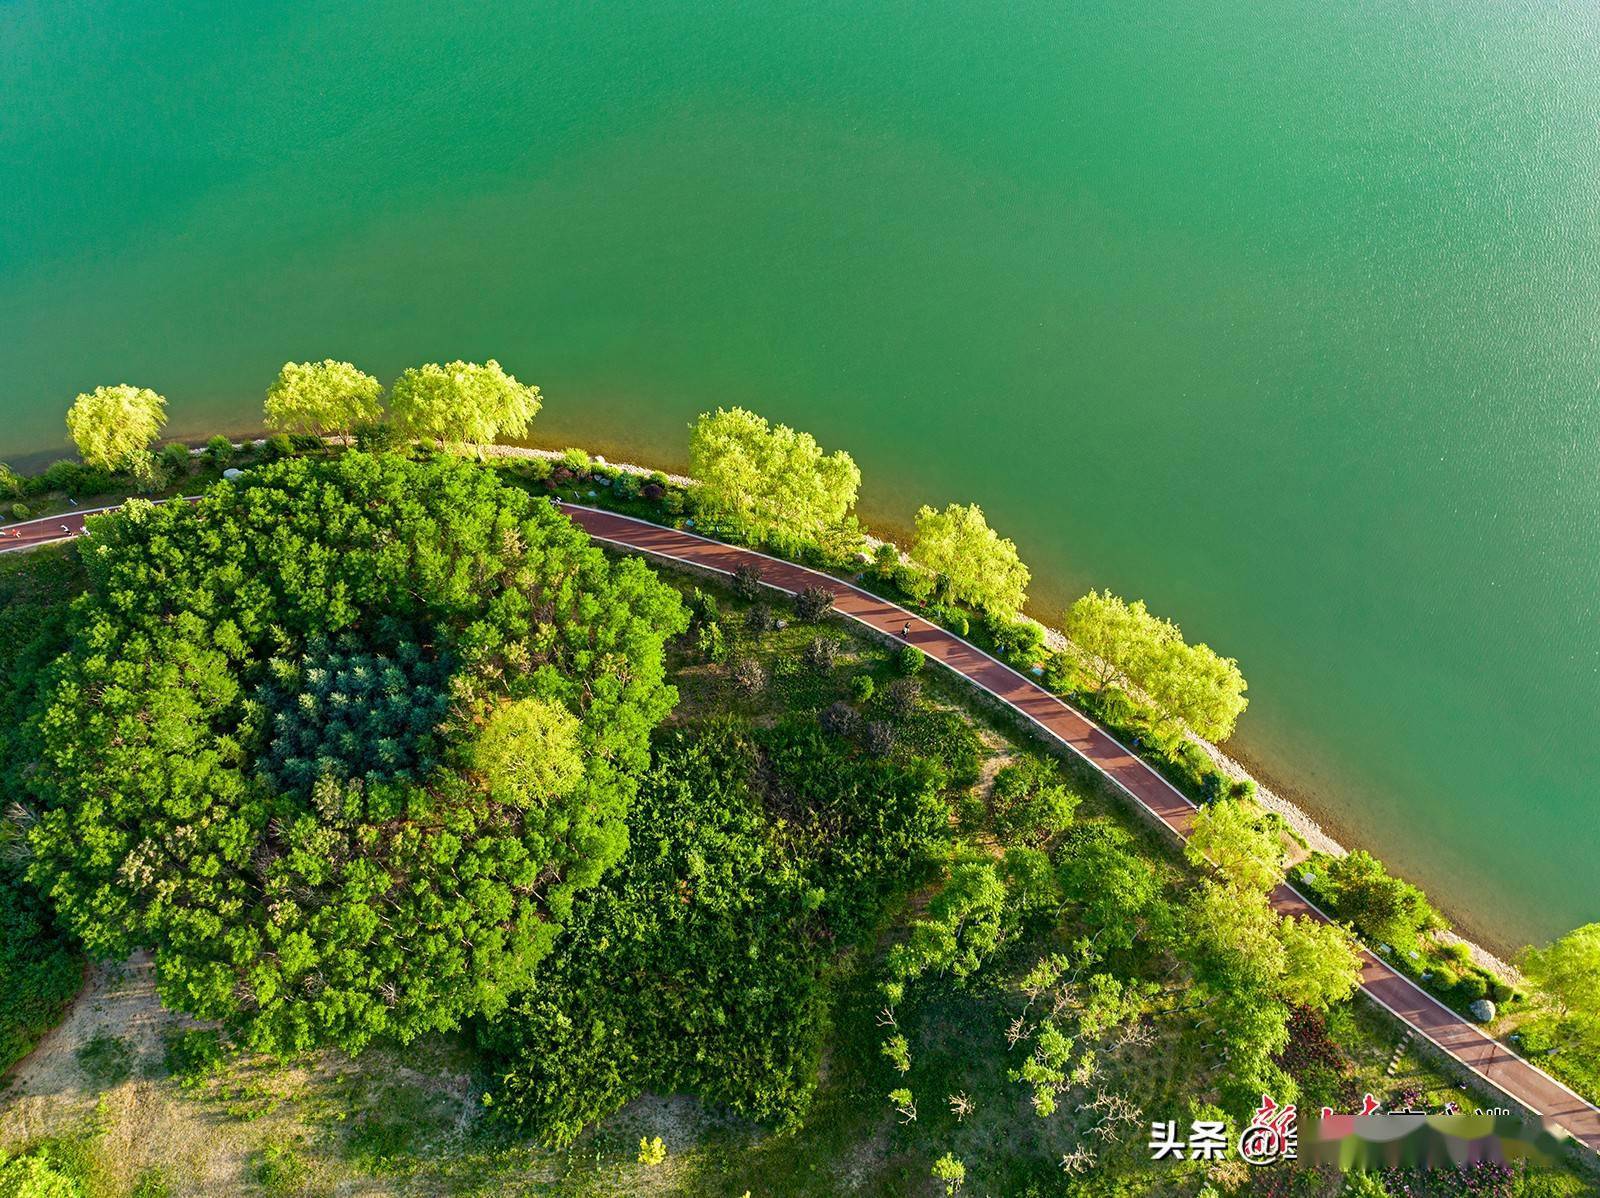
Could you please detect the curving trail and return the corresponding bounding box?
[3,498,1598,1150]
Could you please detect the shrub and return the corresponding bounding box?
[38,459,115,499]
[894,564,936,603]
[75,1030,135,1085]
[805,636,839,671]
[162,1028,225,1088]
[795,585,836,622]
[820,701,860,739]
[872,542,900,573]
[10,502,29,521]
[731,656,767,695]
[641,481,665,501]
[991,761,1079,847]
[204,435,235,466]
[353,421,400,454]
[732,562,764,600]
[252,1141,310,1196]
[1453,973,1489,1004]
[158,442,191,481]
[850,675,876,704]
[864,721,895,755]
[0,464,20,498]
[883,676,922,718]
[1441,941,1473,967]
[988,615,1045,661]
[613,473,640,500]
[898,644,925,675]
[263,433,295,460]
[663,489,686,516]
[560,447,591,475]
[1429,966,1460,994]
[929,603,969,637]
[686,587,720,627]
[746,604,776,633]
[696,621,728,663]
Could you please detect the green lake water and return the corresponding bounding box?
[4,1,1599,949]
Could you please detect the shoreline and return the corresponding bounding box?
[2,431,1530,979]
[478,442,1526,980]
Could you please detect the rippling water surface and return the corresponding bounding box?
[4,0,1599,947]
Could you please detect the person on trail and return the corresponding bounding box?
[902,620,913,639]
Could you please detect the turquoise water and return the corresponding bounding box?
[4,0,1599,949]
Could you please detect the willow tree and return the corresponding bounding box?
[1521,923,1600,1031]
[1185,798,1283,893]
[910,501,1030,615]
[25,451,685,1054]
[1063,589,1248,742]
[389,359,542,452]
[688,406,860,544]
[65,384,167,481]
[264,359,384,441]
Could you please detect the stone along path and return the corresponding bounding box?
[4,499,1599,1150]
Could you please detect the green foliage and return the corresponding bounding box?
[472,696,584,805]
[251,1140,310,1196]
[1064,589,1249,741]
[635,1137,666,1167]
[689,406,861,544]
[0,463,19,498]
[930,1152,966,1193]
[1322,850,1446,953]
[911,502,1030,615]
[480,719,950,1145]
[65,384,167,474]
[205,436,235,465]
[559,447,591,474]
[74,1031,133,1086]
[11,502,30,520]
[253,634,453,796]
[898,643,925,675]
[887,862,1008,984]
[1521,923,1600,1027]
[157,442,191,479]
[161,1027,225,1087]
[1056,823,1163,950]
[25,452,685,1055]
[850,674,875,703]
[990,759,1079,848]
[389,360,541,449]
[264,359,384,440]
[0,552,85,1071]
[0,1149,83,1198]
[1185,797,1284,893]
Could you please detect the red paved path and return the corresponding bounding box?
[4,500,1598,1150]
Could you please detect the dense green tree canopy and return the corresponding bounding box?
[264,360,384,439]
[24,451,686,1054]
[1185,798,1283,893]
[1322,850,1444,953]
[389,360,541,449]
[64,384,167,477]
[688,407,861,544]
[910,502,1030,615]
[482,719,951,1145]
[1521,923,1600,1026]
